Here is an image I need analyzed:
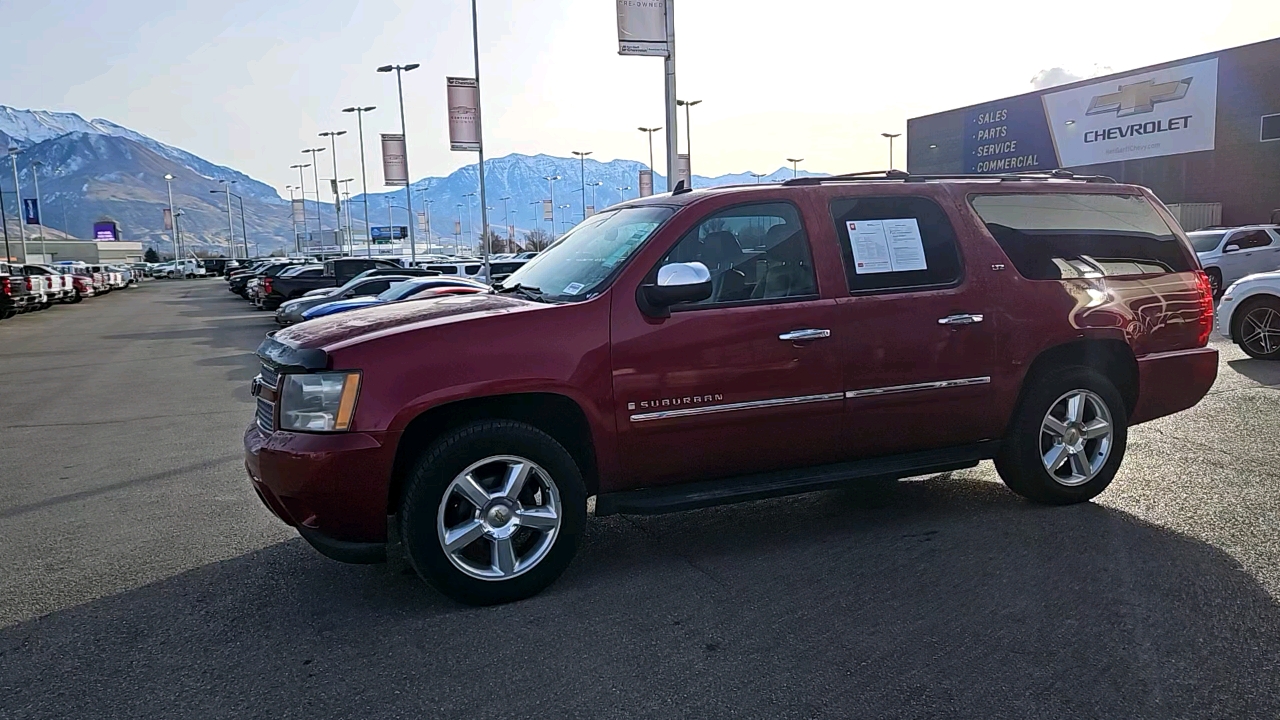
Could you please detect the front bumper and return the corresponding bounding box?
[1130,347,1219,425]
[243,423,400,560]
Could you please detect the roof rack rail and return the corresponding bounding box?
[781,169,1116,186]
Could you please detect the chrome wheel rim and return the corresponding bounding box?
[1040,389,1113,487]
[436,455,562,581]
[1241,306,1280,356]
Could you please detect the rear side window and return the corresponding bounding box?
[1224,230,1273,251]
[970,193,1194,279]
[829,196,963,293]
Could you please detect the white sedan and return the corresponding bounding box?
[1217,271,1280,359]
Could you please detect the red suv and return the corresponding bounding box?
[245,171,1217,605]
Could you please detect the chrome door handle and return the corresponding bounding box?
[938,314,984,326]
[779,328,831,341]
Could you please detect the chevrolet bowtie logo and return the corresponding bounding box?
[1086,77,1193,118]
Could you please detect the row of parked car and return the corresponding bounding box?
[0,260,142,321]
[224,256,519,325]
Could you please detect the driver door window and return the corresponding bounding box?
[1225,230,1272,252]
[657,202,816,307]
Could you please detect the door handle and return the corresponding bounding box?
[779,328,831,341]
[938,313,984,326]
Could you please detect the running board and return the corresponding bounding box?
[594,441,999,517]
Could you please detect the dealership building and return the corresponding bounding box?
[907,37,1280,229]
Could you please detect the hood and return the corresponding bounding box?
[278,292,539,350]
[1231,269,1280,287]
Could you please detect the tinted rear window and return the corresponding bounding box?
[970,193,1194,279]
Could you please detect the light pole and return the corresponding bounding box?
[558,203,570,233]
[218,179,237,258]
[285,184,302,254]
[572,150,592,220]
[463,191,477,249]
[210,187,248,259]
[750,172,766,183]
[881,132,902,170]
[7,147,25,261]
[638,127,661,176]
[339,178,355,252]
[342,105,377,258]
[164,173,179,266]
[499,196,511,252]
[423,198,434,252]
[319,130,347,254]
[677,99,701,186]
[616,185,631,201]
[302,148,325,250]
[543,175,559,240]
[588,181,603,214]
[787,157,804,178]
[291,163,311,253]
[465,0,492,273]
[528,200,541,248]
[455,203,464,255]
[30,160,46,261]
[376,62,420,264]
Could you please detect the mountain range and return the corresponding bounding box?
[0,106,825,256]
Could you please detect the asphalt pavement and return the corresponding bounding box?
[2,279,1280,719]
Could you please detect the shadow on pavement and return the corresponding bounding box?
[2,476,1278,719]
[1226,357,1280,387]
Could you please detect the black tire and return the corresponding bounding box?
[995,366,1128,505]
[68,292,83,304]
[1231,295,1280,360]
[398,420,587,606]
[1206,267,1223,300]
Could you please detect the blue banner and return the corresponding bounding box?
[370,226,407,241]
[22,198,40,225]
[963,95,1060,174]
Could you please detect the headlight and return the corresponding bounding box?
[278,371,361,432]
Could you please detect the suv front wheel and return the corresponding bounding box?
[996,366,1128,505]
[399,420,587,605]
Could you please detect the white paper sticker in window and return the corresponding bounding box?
[847,219,928,274]
[562,282,586,295]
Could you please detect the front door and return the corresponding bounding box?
[610,201,844,488]
[826,195,1000,456]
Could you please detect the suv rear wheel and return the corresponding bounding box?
[995,366,1128,505]
[398,420,586,605]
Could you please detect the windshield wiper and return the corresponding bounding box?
[496,283,545,302]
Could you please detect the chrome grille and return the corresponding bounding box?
[255,362,279,432]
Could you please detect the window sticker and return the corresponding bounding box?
[847,219,928,274]
[562,282,586,295]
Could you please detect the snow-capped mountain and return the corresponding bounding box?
[0,105,827,255]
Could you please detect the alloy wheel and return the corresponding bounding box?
[1040,389,1113,487]
[436,455,562,581]
[1241,306,1280,356]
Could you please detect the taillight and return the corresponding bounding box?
[263,278,273,295]
[25,277,34,291]
[1194,270,1214,347]
[1,277,9,296]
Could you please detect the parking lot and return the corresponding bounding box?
[2,279,1280,718]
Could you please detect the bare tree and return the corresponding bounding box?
[522,228,552,251]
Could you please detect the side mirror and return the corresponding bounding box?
[1222,244,1240,253]
[638,262,712,318]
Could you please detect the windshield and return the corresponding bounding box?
[377,280,427,301]
[1188,232,1225,253]
[501,206,674,301]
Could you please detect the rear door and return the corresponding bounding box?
[826,194,1001,456]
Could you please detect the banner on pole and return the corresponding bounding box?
[454,219,462,235]
[617,0,669,57]
[674,153,691,189]
[586,205,595,217]
[163,208,173,231]
[447,77,482,151]
[380,133,408,186]
[291,199,305,223]
[638,169,654,197]
[508,224,515,239]
[542,199,554,221]
[418,212,427,233]
[22,198,40,225]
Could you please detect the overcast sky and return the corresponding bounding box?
[2,0,1278,194]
